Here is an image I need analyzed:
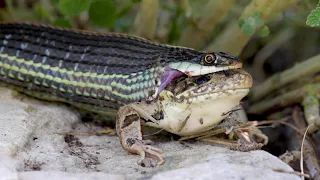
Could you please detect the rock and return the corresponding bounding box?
[151,151,299,180]
[0,87,299,180]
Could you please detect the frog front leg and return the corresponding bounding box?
[116,105,165,166]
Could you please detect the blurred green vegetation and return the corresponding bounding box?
[0,0,319,78]
[0,0,319,51]
[0,0,319,80]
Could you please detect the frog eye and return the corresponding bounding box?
[204,54,216,64]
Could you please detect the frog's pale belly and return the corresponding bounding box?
[157,89,250,136]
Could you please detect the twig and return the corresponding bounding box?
[179,128,225,141]
[301,124,312,180]
[254,118,305,136]
[55,129,114,136]
[143,128,164,137]
[249,83,320,131]
[250,54,320,102]
[292,107,320,179]
[197,138,236,146]
[279,121,305,137]
[273,169,310,178]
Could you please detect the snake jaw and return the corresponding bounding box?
[157,67,184,95]
[157,60,243,96]
[168,61,242,77]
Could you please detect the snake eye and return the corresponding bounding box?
[204,54,216,64]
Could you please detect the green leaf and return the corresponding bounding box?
[238,12,265,35]
[54,18,72,28]
[258,25,270,37]
[58,0,91,16]
[306,7,320,27]
[238,19,245,28]
[241,23,255,35]
[252,12,261,19]
[89,0,116,28]
[247,12,264,27]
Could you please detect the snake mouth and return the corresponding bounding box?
[158,60,243,95]
[165,69,253,101]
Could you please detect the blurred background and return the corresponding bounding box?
[0,0,319,81]
[1,0,320,178]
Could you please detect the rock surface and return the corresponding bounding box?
[0,87,299,180]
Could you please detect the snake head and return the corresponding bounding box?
[166,50,242,77]
[156,50,243,96]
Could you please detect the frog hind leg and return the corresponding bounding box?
[116,105,165,166]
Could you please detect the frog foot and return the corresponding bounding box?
[233,122,269,145]
[197,122,268,151]
[131,140,164,166]
[222,122,267,151]
[116,105,165,166]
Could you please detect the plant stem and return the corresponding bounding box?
[133,0,159,39]
[250,54,320,102]
[205,0,300,55]
[177,0,191,18]
[248,87,304,114]
[178,0,234,49]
